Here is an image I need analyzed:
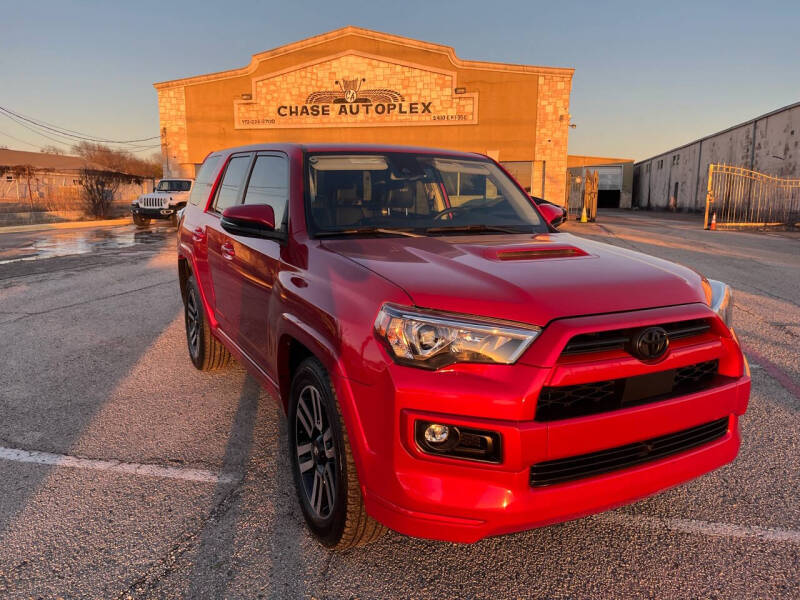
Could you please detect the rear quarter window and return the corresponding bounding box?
[188,155,223,206]
[212,155,251,213]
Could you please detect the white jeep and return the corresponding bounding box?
[131,178,193,227]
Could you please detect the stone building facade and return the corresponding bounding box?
[154,27,573,205]
[633,101,800,211]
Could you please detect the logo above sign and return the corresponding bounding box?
[234,52,478,129]
[306,77,404,104]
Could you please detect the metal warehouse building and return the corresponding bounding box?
[154,27,574,205]
[633,101,800,211]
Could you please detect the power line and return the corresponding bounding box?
[0,127,44,150]
[0,106,160,143]
[0,109,160,153]
[0,105,161,145]
[0,110,76,147]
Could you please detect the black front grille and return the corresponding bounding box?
[563,319,711,355]
[536,360,719,422]
[529,417,729,487]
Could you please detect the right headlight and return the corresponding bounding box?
[707,279,733,328]
[374,303,540,370]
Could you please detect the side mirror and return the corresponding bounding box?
[536,202,566,228]
[221,204,277,238]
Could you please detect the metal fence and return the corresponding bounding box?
[704,164,800,229]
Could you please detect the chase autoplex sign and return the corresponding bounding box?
[279,78,433,118]
[233,53,478,129]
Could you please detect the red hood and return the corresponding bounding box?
[322,233,707,326]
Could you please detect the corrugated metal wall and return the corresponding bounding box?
[633,102,800,211]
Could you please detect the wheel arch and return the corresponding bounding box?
[278,334,316,412]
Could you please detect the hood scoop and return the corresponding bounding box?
[489,245,590,261]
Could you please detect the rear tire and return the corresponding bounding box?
[184,275,232,370]
[288,357,386,550]
[133,213,150,228]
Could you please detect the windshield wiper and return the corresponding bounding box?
[315,227,422,238]
[424,224,530,235]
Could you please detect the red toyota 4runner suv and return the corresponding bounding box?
[177,144,750,549]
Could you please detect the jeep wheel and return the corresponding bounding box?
[184,275,232,370]
[133,213,150,228]
[288,357,386,550]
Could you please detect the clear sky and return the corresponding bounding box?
[2,0,798,161]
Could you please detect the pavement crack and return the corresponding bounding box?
[0,280,173,324]
[115,482,244,600]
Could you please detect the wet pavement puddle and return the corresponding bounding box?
[0,226,172,265]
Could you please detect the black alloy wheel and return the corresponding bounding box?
[288,357,386,549]
[183,275,232,370]
[185,284,201,360]
[295,383,338,520]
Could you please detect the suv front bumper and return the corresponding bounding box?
[131,203,185,219]
[355,377,748,543]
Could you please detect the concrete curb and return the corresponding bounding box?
[0,218,131,234]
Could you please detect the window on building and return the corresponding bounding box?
[673,154,680,166]
[657,160,664,170]
[242,155,289,230]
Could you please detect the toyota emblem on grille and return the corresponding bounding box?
[631,326,669,360]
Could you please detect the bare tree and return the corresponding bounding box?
[79,169,140,218]
[10,165,38,209]
[40,145,65,155]
[72,142,162,179]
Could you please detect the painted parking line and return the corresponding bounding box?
[597,512,800,544]
[0,446,239,484]
[3,447,798,544]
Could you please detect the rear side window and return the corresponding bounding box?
[213,155,251,213]
[188,155,222,206]
[243,155,289,230]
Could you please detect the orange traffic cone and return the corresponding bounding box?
[710,212,717,231]
[580,206,588,223]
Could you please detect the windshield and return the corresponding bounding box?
[156,180,192,192]
[305,153,547,236]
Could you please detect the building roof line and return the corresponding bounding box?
[634,100,800,166]
[153,26,574,90]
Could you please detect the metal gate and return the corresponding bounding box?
[567,169,598,221]
[704,164,800,229]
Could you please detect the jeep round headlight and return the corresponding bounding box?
[374,304,540,369]
[707,279,733,328]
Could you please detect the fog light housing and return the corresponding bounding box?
[424,423,450,444]
[415,420,502,464]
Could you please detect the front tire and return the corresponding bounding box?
[184,275,232,370]
[132,213,150,228]
[288,357,386,550]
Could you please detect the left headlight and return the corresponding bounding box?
[374,303,541,369]
[707,279,733,328]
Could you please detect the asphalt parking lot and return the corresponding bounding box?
[0,212,798,599]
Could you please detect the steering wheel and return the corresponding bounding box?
[433,206,467,221]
